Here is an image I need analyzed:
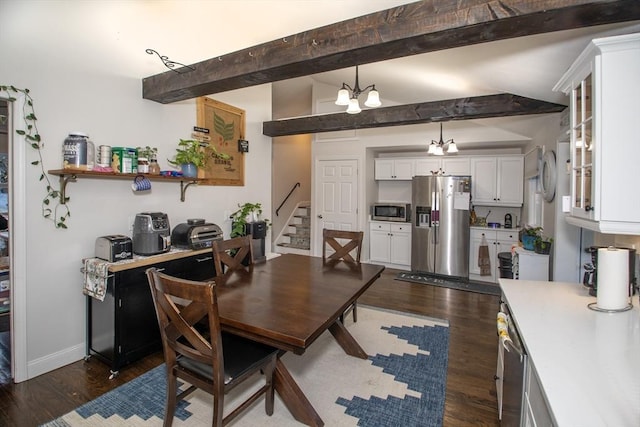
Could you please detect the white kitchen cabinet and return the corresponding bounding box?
[523,360,554,427]
[442,157,470,175]
[374,158,414,180]
[469,228,518,283]
[471,156,524,207]
[554,33,640,234]
[414,158,441,176]
[414,157,470,176]
[369,221,411,268]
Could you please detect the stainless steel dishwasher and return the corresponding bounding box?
[496,300,527,426]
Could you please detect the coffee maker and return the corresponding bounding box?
[582,246,637,297]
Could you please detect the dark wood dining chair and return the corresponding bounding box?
[322,228,364,322]
[146,267,278,427]
[211,235,254,285]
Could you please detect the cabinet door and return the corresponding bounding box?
[496,340,505,420]
[374,159,394,180]
[393,158,415,180]
[389,224,411,266]
[497,157,524,206]
[415,158,441,176]
[471,157,498,205]
[442,157,470,176]
[570,73,594,220]
[369,229,390,262]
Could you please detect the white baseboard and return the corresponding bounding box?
[26,343,85,380]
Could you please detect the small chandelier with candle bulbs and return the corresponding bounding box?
[428,123,459,155]
[335,66,381,114]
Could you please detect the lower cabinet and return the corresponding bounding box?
[469,228,518,283]
[523,361,554,427]
[86,249,215,377]
[369,221,411,268]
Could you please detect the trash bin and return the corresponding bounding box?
[498,252,513,279]
[245,221,267,262]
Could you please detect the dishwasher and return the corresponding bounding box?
[496,300,527,426]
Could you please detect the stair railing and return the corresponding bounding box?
[276,182,300,216]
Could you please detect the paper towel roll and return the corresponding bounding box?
[596,247,629,310]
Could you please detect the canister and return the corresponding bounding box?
[111,147,138,173]
[62,132,94,170]
[97,145,112,167]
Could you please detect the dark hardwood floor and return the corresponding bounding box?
[0,267,501,427]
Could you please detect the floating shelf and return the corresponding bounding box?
[47,169,203,202]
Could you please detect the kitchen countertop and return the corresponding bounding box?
[499,279,640,426]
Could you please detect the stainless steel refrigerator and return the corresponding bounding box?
[411,175,471,278]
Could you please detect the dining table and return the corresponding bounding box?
[215,253,385,427]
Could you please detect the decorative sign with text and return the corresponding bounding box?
[196,97,245,186]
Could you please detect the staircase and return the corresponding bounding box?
[276,202,311,255]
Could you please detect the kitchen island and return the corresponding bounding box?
[499,278,640,426]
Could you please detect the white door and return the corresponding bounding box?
[314,159,359,255]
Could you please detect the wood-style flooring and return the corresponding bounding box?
[0,268,501,427]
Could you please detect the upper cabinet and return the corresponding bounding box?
[374,158,414,180]
[415,157,470,176]
[471,156,524,207]
[554,33,640,234]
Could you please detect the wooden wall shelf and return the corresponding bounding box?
[47,169,203,202]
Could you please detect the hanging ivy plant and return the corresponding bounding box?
[0,85,70,228]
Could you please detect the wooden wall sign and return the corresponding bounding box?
[196,97,245,186]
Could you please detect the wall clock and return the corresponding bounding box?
[540,150,557,202]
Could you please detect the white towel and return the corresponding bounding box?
[83,258,110,301]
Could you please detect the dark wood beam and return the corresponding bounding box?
[143,0,640,104]
[262,94,566,137]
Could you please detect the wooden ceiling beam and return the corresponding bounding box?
[262,94,566,137]
[143,0,640,104]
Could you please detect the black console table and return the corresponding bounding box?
[85,249,215,378]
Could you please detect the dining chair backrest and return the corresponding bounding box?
[322,229,364,263]
[211,235,254,285]
[146,267,277,427]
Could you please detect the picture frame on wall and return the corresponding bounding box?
[196,97,245,186]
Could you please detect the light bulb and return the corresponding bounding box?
[346,98,361,114]
[364,89,381,108]
[447,141,458,153]
[434,145,444,156]
[335,88,350,106]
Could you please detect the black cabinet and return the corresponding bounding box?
[86,250,215,377]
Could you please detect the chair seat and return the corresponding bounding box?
[177,332,278,385]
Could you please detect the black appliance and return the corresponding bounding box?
[582,246,637,297]
[372,203,411,222]
[504,214,513,229]
[171,219,223,249]
[132,212,171,255]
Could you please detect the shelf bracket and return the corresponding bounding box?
[180,180,198,202]
[58,174,77,204]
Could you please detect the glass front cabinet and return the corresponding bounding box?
[554,33,640,234]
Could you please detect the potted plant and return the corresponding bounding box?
[168,139,209,178]
[230,202,270,238]
[136,145,158,160]
[534,235,553,254]
[521,226,542,251]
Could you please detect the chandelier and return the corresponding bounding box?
[335,66,381,114]
[428,123,459,155]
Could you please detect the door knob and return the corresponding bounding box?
[318,214,323,219]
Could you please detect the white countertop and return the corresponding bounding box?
[499,279,640,426]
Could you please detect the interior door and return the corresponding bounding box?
[314,159,358,255]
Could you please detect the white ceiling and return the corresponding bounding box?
[273,20,640,148]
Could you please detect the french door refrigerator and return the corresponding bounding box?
[411,175,471,278]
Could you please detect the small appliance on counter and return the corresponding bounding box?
[371,203,411,222]
[132,212,171,255]
[582,245,637,298]
[504,214,513,229]
[171,219,223,249]
[95,235,133,262]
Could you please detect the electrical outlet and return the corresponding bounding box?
[224,210,231,221]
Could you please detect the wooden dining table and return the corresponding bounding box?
[215,253,385,427]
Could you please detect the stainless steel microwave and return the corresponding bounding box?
[372,203,411,222]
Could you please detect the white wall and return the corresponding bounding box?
[0,1,276,380]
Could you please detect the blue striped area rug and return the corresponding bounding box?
[42,306,449,427]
